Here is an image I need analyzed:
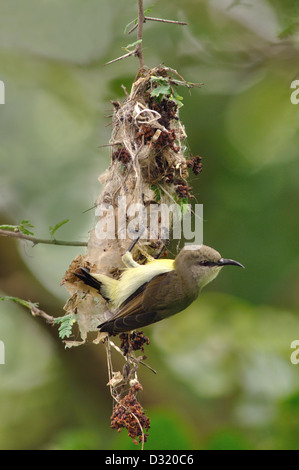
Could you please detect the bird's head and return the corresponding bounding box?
[174,244,244,289]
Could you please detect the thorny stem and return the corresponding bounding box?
[0,229,87,247]
[2,297,57,325]
[30,303,56,325]
[104,50,136,66]
[106,0,187,67]
[145,16,187,26]
[128,16,187,34]
[136,0,145,69]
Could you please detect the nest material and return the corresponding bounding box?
[62,65,196,342]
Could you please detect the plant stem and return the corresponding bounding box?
[145,16,187,26]
[0,229,87,247]
[30,303,56,325]
[105,50,136,66]
[136,0,145,69]
[128,16,187,34]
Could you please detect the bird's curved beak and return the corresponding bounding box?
[218,258,245,268]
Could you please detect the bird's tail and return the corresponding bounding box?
[74,267,110,302]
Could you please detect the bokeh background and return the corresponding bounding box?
[0,0,299,450]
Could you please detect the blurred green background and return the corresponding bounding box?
[0,0,299,450]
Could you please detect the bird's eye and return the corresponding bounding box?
[200,260,209,266]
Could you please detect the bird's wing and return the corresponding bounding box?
[114,259,174,308]
[105,273,169,320]
[99,271,192,334]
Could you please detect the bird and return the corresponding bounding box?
[75,244,244,335]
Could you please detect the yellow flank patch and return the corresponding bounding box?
[115,259,174,308]
[93,259,174,308]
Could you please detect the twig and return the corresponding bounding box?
[145,16,187,26]
[131,356,157,374]
[109,339,157,374]
[104,50,136,66]
[105,0,145,68]
[128,16,187,34]
[0,229,87,247]
[105,337,117,400]
[1,296,56,325]
[130,410,145,450]
[136,0,145,69]
[105,337,145,449]
[108,1,187,67]
[168,78,203,89]
[121,84,129,96]
[127,23,139,35]
[30,303,56,325]
[97,142,123,148]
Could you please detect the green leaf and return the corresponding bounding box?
[54,313,76,339]
[0,295,39,309]
[0,220,35,235]
[124,8,152,34]
[176,197,191,214]
[121,39,142,52]
[124,17,138,34]
[150,76,169,83]
[151,84,172,98]
[49,219,70,239]
[170,88,184,108]
[151,185,162,202]
[180,201,192,216]
[0,224,17,231]
[278,21,299,39]
[171,88,183,101]
[1,296,76,339]
[170,95,184,108]
[19,220,35,235]
[150,77,184,107]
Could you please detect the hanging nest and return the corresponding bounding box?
[61,65,203,343]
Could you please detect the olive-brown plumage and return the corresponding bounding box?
[75,244,244,335]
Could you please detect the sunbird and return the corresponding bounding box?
[75,244,244,335]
